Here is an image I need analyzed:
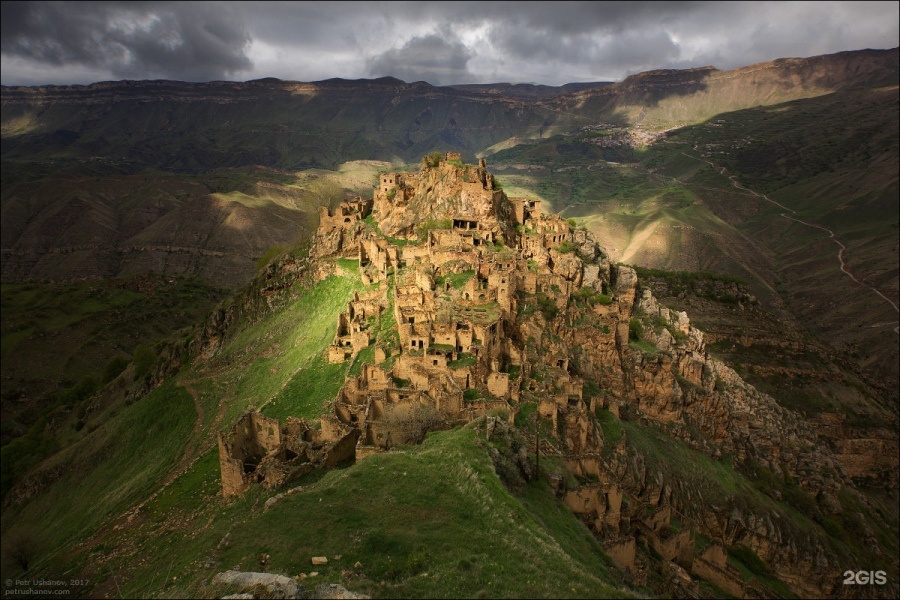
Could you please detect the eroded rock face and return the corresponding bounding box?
[213,155,898,599]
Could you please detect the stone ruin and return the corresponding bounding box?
[216,152,872,598]
[218,411,359,498]
[220,151,606,489]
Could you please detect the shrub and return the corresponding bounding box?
[382,403,442,442]
[514,402,537,427]
[555,240,577,254]
[101,355,130,384]
[59,375,99,406]
[582,381,602,398]
[133,344,157,379]
[423,152,444,168]
[628,318,643,341]
[572,286,611,307]
[537,294,559,320]
[0,418,58,499]
[463,389,482,400]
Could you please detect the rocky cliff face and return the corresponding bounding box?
[207,154,897,598]
[545,47,899,127]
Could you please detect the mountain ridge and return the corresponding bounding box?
[3,154,895,598]
[1,48,898,598]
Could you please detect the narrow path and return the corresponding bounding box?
[681,151,900,320]
[67,378,217,587]
[117,378,217,523]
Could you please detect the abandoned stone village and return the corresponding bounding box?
[217,153,897,598]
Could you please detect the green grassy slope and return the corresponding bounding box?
[0,263,632,598]
[0,267,360,589]
[0,275,228,498]
[123,427,628,599]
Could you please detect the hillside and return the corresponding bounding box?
[1,49,895,291]
[488,83,899,400]
[0,162,388,289]
[1,48,898,599]
[2,156,896,599]
[544,48,899,130]
[2,49,894,171]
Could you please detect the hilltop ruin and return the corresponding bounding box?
[218,152,898,598]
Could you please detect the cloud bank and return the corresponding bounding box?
[2,1,897,86]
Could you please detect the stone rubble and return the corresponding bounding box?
[216,153,898,599]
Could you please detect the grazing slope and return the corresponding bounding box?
[2,156,895,599]
[1,48,898,599]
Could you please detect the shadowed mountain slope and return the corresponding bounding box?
[1,156,895,599]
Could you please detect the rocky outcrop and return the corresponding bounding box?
[212,570,305,599]
[193,252,315,360]
[210,155,897,599]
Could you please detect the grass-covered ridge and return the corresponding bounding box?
[188,426,630,599]
[0,268,362,590]
[0,275,228,498]
[1,261,636,598]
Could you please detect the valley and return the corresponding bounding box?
[1,47,897,599]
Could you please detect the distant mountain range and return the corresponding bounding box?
[3,48,896,172]
[2,46,897,391]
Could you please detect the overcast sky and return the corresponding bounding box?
[2,1,898,87]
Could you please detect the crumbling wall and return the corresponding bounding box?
[218,412,283,498]
[690,544,744,598]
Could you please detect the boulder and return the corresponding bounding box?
[212,570,306,599]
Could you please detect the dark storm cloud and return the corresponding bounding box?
[1,1,897,86]
[1,1,251,81]
[367,32,473,85]
[491,23,681,67]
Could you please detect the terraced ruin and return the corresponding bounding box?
[218,153,898,598]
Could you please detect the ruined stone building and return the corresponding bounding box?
[222,152,603,491]
[218,411,359,498]
[218,152,896,598]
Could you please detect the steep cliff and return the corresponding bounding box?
[213,154,898,598]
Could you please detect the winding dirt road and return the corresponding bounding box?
[681,151,899,327]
